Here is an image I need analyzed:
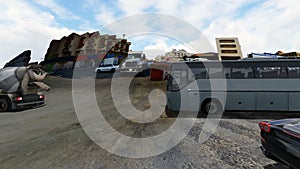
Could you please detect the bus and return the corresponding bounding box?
[165,59,300,116]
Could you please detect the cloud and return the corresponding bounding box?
[117,0,157,15]
[0,0,75,67]
[132,36,197,60]
[95,6,119,26]
[203,0,300,56]
[143,38,169,59]
[114,0,300,57]
[31,0,81,20]
[1,0,299,68]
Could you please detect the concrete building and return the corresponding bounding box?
[190,52,219,60]
[164,49,192,62]
[276,51,300,58]
[42,31,131,72]
[247,51,300,59]
[216,38,243,60]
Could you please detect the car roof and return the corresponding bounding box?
[270,118,300,135]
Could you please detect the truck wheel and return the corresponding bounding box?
[0,98,11,112]
[201,99,223,116]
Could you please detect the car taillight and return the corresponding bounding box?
[15,97,23,101]
[39,95,45,99]
[259,121,271,133]
[259,122,265,130]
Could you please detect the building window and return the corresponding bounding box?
[219,40,235,43]
[220,44,237,48]
[221,50,238,54]
[256,67,287,78]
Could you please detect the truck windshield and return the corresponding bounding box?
[127,53,142,59]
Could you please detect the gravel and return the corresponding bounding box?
[0,75,296,169]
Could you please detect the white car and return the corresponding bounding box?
[95,64,119,73]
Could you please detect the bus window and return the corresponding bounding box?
[170,70,188,91]
[256,67,287,78]
[231,67,254,79]
[191,68,208,79]
[208,68,224,79]
[224,68,231,78]
[288,67,300,78]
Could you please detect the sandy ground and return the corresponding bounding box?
[0,74,298,169]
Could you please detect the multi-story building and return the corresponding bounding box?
[276,51,300,58]
[189,52,219,60]
[164,49,192,61]
[42,31,131,71]
[216,38,243,60]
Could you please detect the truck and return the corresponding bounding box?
[119,51,150,76]
[0,65,50,112]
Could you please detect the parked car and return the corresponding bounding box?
[95,64,119,73]
[259,118,300,169]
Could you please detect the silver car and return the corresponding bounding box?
[95,64,119,73]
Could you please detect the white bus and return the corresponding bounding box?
[166,59,300,116]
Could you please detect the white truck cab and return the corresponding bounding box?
[119,51,148,75]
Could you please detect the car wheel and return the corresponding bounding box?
[97,69,101,73]
[0,97,11,112]
[201,99,223,116]
[111,68,115,72]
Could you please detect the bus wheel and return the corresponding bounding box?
[165,106,177,117]
[0,97,11,112]
[201,99,222,116]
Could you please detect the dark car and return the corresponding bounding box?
[259,119,300,169]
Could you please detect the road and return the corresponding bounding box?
[0,75,297,169]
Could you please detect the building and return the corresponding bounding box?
[276,51,300,58]
[216,38,243,60]
[164,49,193,62]
[189,52,219,60]
[247,53,282,59]
[4,50,31,68]
[247,51,300,59]
[42,31,131,72]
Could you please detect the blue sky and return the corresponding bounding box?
[0,0,300,67]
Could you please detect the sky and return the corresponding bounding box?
[0,0,300,67]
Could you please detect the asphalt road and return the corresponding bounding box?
[0,75,298,169]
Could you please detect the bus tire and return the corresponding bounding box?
[165,106,177,117]
[201,98,223,116]
[0,97,12,112]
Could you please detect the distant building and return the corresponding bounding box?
[247,51,300,59]
[276,51,300,58]
[154,55,165,62]
[247,53,281,59]
[216,38,243,60]
[164,49,192,61]
[41,31,131,72]
[189,52,219,60]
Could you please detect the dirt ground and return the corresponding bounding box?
[0,75,298,169]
